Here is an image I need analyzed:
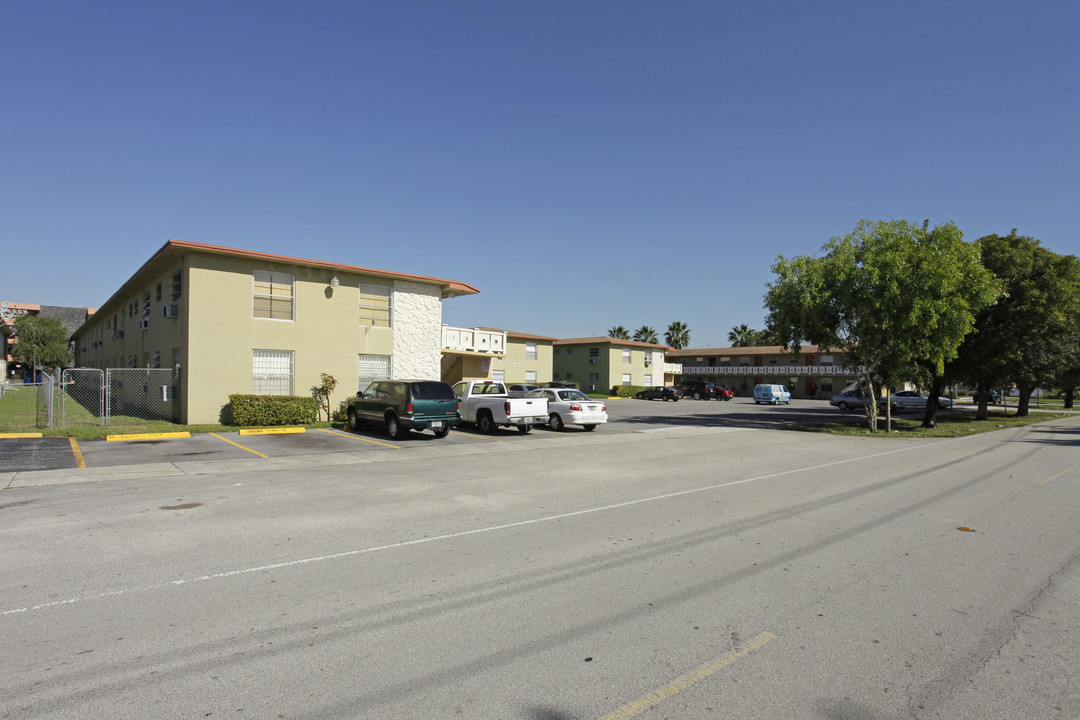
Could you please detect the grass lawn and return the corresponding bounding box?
[789,408,1077,438]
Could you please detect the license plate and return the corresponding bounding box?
[430,421,444,428]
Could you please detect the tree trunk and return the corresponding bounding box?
[921,376,945,428]
[974,382,990,421]
[1015,383,1032,417]
[861,371,878,432]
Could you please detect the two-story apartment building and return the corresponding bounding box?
[486,330,556,386]
[552,337,676,393]
[667,345,859,398]
[72,240,479,424]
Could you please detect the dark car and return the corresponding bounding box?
[346,380,460,439]
[635,386,683,401]
[678,380,733,401]
[541,381,579,389]
[507,383,540,397]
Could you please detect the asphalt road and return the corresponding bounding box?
[2,406,1079,719]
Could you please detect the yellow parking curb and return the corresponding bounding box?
[106,431,191,442]
[237,427,306,435]
[0,432,44,438]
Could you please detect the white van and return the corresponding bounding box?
[754,384,791,405]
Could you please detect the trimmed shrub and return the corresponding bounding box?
[611,385,648,398]
[228,394,318,426]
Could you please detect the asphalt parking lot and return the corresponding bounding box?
[0,397,944,481]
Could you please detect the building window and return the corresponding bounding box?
[358,353,391,391]
[622,349,631,364]
[172,347,181,373]
[621,373,631,385]
[156,283,162,301]
[554,348,560,355]
[525,342,537,360]
[253,270,295,320]
[252,350,293,395]
[589,348,599,358]
[565,372,573,380]
[171,269,182,301]
[589,373,599,390]
[525,370,537,383]
[492,369,505,383]
[820,355,834,366]
[358,283,392,327]
[644,374,652,385]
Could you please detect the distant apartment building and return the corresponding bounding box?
[553,337,676,393]
[666,345,858,398]
[1,301,96,380]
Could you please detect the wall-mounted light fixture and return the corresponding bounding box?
[329,276,340,288]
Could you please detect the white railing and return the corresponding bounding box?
[442,325,506,354]
[681,365,854,376]
[663,362,682,374]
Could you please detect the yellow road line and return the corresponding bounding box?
[319,428,401,449]
[209,432,268,458]
[238,427,306,435]
[598,632,778,720]
[68,437,86,469]
[1038,467,1074,485]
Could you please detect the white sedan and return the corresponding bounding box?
[525,388,607,431]
[891,390,954,411]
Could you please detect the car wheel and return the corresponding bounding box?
[478,412,495,434]
[434,426,450,439]
[693,392,701,400]
[347,408,360,432]
[549,413,564,431]
[386,414,403,440]
[663,396,669,401]
[517,424,531,434]
[582,424,596,431]
[837,401,849,411]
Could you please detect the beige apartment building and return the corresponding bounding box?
[486,330,556,386]
[552,337,676,393]
[72,240,478,424]
[667,345,858,398]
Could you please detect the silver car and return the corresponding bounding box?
[507,384,540,397]
[891,390,954,411]
[525,388,607,431]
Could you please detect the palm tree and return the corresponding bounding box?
[633,325,659,344]
[665,321,691,349]
[607,325,630,340]
[727,323,757,347]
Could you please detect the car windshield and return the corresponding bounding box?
[409,382,455,400]
[558,390,589,401]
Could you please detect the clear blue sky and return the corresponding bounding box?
[4,1,1078,347]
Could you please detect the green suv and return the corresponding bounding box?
[346,380,460,440]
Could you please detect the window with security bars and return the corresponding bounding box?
[525,342,537,360]
[358,283,392,327]
[253,270,295,320]
[358,354,391,391]
[252,350,294,395]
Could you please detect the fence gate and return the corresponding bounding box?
[106,368,180,425]
[62,368,105,427]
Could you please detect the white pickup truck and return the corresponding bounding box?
[451,380,549,434]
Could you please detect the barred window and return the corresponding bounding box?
[253,349,293,395]
[253,270,295,320]
[358,354,391,391]
[358,283,392,327]
[525,342,537,361]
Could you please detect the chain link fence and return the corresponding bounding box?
[0,374,55,430]
[0,368,179,430]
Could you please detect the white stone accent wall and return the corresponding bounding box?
[392,281,443,379]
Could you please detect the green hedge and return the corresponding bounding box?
[611,385,648,398]
[228,394,318,426]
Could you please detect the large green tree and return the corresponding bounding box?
[10,315,73,369]
[633,325,659,344]
[765,220,999,431]
[607,325,630,340]
[665,321,691,349]
[949,232,1080,418]
[727,324,757,347]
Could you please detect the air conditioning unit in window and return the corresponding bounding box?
[588,358,597,364]
[113,329,124,339]
[139,319,150,330]
[163,304,179,318]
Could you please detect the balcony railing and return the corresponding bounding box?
[442,325,506,354]
[681,365,854,376]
